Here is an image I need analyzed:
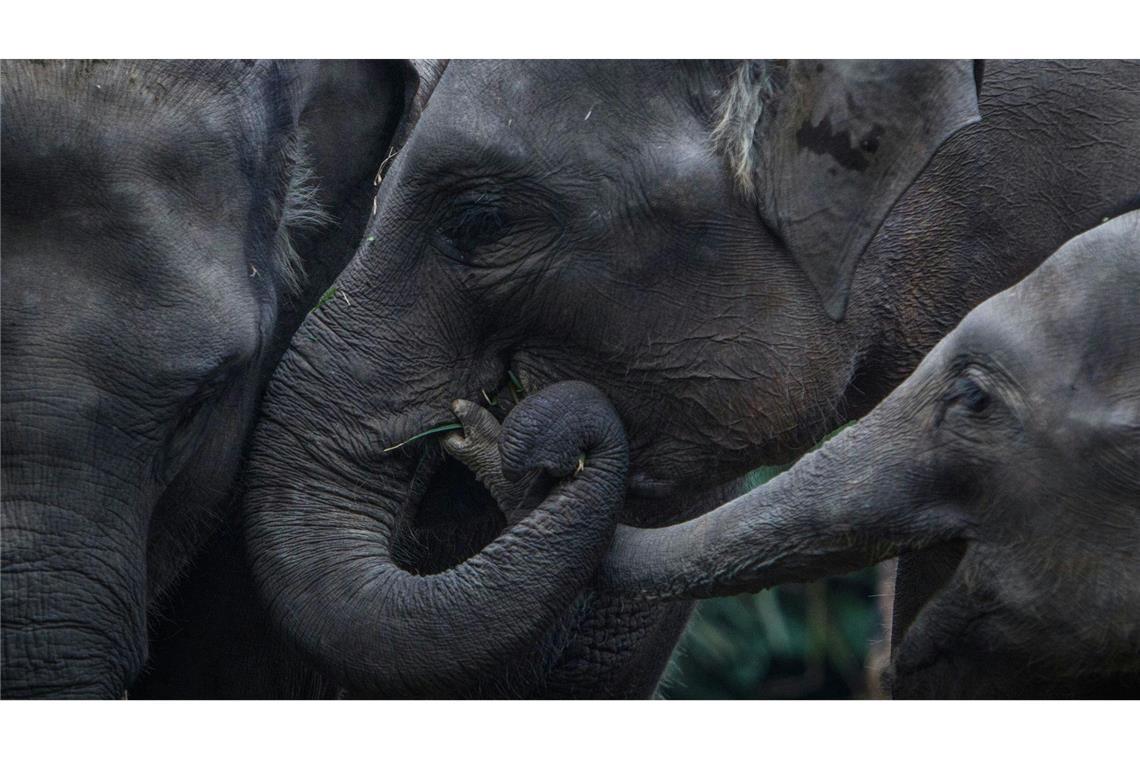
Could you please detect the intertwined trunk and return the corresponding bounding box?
[243,324,631,696]
[1,400,152,698]
[598,401,973,601]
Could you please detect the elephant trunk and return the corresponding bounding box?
[243,348,628,696]
[1,399,151,698]
[599,400,974,600]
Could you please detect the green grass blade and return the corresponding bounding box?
[309,286,338,315]
[382,422,464,453]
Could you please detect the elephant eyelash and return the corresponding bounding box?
[159,367,237,482]
[952,377,992,413]
[437,200,516,262]
[935,376,995,430]
[429,182,563,267]
[445,205,508,246]
[178,363,238,423]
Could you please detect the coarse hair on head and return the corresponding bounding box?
[272,131,329,296]
[710,60,780,199]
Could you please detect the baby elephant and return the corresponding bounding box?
[450,211,1138,698]
[451,212,1140,696]
[876,210,1140,696]
[593,210,1140,697]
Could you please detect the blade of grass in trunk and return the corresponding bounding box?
[309,286,338,314]
[382,422,463,453]
[508,371,525,396]
[507,371,526,404]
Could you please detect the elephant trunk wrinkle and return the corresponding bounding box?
[598,412,974,601]
[243,380,629,696]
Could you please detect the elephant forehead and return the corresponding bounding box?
[994,213,1140,395]
[440,60,687,110]
[1,64,276,240]
[422,61,709,162]
[1,61,260,152]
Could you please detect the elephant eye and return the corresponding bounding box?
[949,376,991,414]
[440,203,509,258]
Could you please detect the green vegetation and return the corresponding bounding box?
[311,285,338,312]
[660,569,884,699]
[383,422,464,453]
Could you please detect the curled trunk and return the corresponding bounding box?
[244,379,629,697]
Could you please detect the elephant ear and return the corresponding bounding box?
[389,60,447,155]
[262,60,445,357]
[295,60,446,211]
[756,60,980,320]
[279,60,445,303]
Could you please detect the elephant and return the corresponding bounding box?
[239,59,1140,697]
[0,59,443,698]
[597,210,1140,697]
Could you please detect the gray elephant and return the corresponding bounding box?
[240,59,1140,697]
[598,211,1140,697]
[0,59,442,698]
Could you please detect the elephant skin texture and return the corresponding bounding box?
[0,59,440,698]
[599,212,1140,698]
[240,60,1140,697]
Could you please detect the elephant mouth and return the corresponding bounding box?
[382,360,747,566]
[379,366,534,575]
[621,474,740,528]
[625,472,679,499]
[390,442,505,574]
[386,416,701,574]
[889,541,970,671]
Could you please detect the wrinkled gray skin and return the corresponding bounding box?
[599,212,1140,697]
[433,393,714,698]
[0,59,438,698]
[242,60,1140,697]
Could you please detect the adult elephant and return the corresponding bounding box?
[241,60,1140,697]
[600,211,1140,697]
[0,59,442,698]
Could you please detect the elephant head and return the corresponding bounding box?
[0,59,441,697]
[600,211,1140,697]
[241,60,984,695]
